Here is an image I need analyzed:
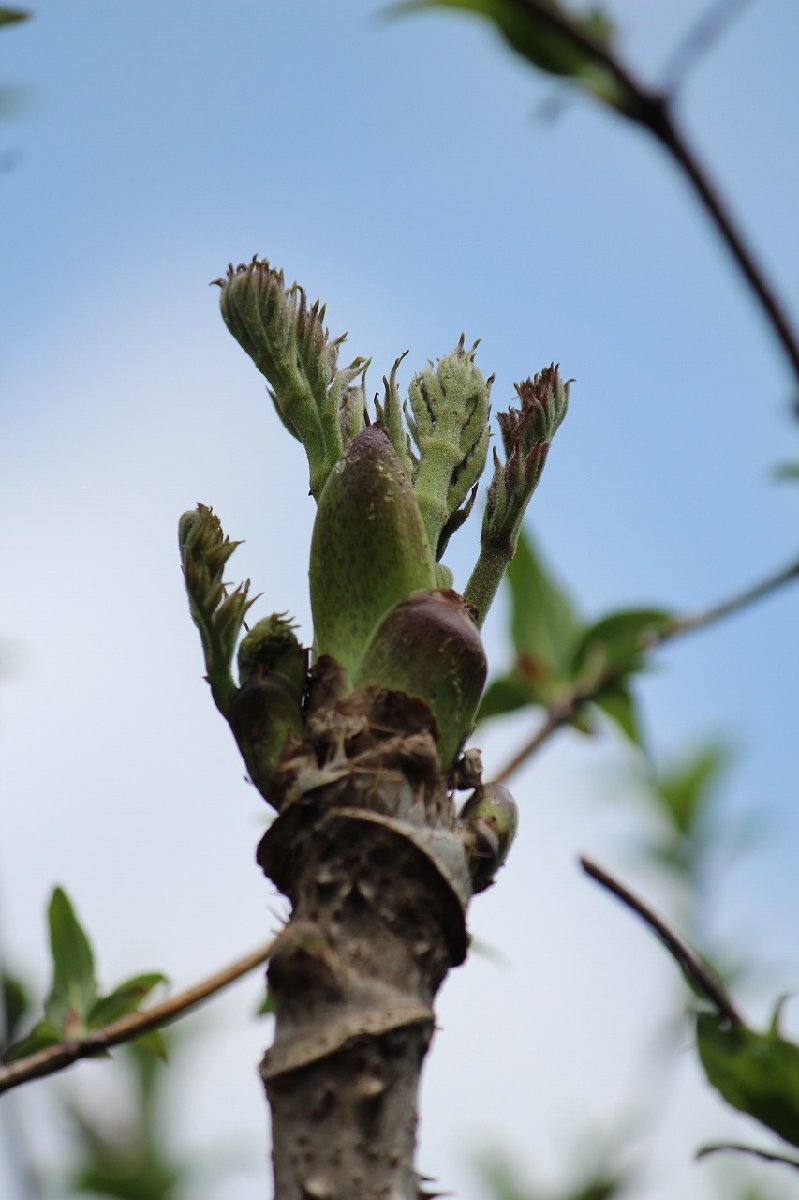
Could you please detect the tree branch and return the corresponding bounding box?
[514,0,799,387]
[0,938,275,1096]
[579,855,743,1026]
[696,1142,799,1171]
[491,553,799,783]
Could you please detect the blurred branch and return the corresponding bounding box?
[492,553,799,782]
[513,0,799,387]
[580,855,743,1026]
[0,938,274,1096]
[696,1141,799,1171]
[659,0,757,95]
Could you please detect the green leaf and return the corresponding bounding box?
[257,986,274,1016]
[506,528,582,686]
[593,679,644,746]
[697,1011,799,1148]
[572,607,673,685]
[133,1028,169,1062]
[654,742,729,839]
[4,1016,63,1061]
[45,887,98,1036]
[391,0,634,114]
[773,461,799,484]
[0,8,30,26]
[1,970,32,1047]
[476,670,535,721]
[88,973,168,1029]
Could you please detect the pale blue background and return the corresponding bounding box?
[2,3,798,1198]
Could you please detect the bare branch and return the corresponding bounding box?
[696,1142,799,1171]
[580,856,743,1027]
[513,0,799,387]
[491,554,799,783]
[0,939,275,1096]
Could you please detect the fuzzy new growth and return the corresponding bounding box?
[464,365,570,624]
[214,257,369,498]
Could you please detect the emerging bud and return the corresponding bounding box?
[179,504,255,716]
[458,782,519,893]
[215,258,368,498]
[354,588,487,772]
[229,615,307,807]
[309,428,437,681]
[238,614,308,695]
[465,365,570,624]
[407,336,492,561]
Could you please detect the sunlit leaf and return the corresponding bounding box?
[697,1010,799,1148]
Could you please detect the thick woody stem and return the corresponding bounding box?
[256,678,474,1200]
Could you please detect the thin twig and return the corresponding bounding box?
[580,856,743,1026]
[660,0,757,96]
[0,938,275,1096]
[696,1142,799,1171]
[513,0,799,385]
[491,554,799,783]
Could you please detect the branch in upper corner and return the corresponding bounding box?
[0,939,275,1095]
[580,855,742,1027]
[490,552,799,783]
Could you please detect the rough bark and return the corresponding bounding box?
[256,667,478,1200]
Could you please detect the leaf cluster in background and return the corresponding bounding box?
[3,887,167,1062]
[478,528,672,746]
[476,1146,628,1200]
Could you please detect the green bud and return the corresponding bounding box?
[309,427,437,681]
[407,335,492,560]
[215,258,368,498]
[228,615,307,807]
[354,588,487,771]
[179,504,255,716]
[458,783,519,893]
[238,614,308,695]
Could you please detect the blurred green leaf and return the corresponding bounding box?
[391,0,636,113]
[478,671,535,721]
[134,1029,170,1062]
[571,607,673,685]
[0,8,29,26]
[4,1015,63,1061]
[478,528,583,718]
[772,461,799,483]
[257,985,274,1016]
[88,973,168,1029]
[593,679,643,746]
[655,742,729,839]
[45,886,98,1035]
[1,970,31,1047]
[507,528,582,687]
[697,1010,799,1148]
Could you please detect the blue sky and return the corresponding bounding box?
[2,3,798,1198]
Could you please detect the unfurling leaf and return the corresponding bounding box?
[178,504,255,716]
[407,335,492,560]
[465,367,570,624]
[45,887,98,1036]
